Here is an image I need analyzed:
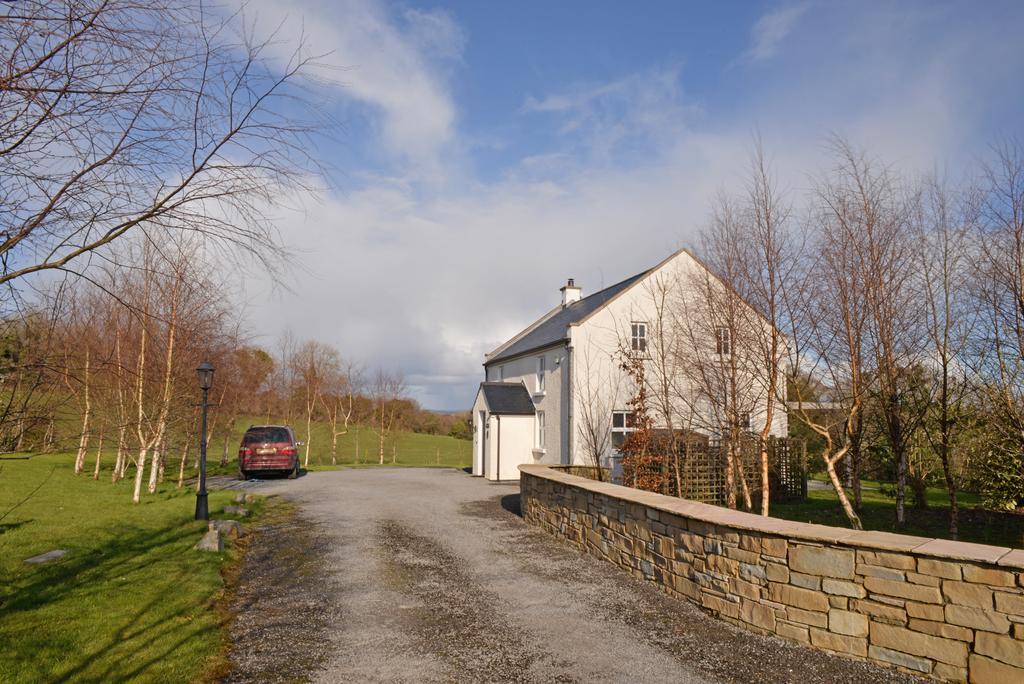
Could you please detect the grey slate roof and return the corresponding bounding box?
[479,383,536,415]
[486,271,649,364]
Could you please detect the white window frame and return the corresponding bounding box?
[715,326,731,356]
[631,322,648,353]
[611,410,636,450]
[535,410,546,450]
[536,356,546,393]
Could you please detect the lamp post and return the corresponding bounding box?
[195,361,215,521]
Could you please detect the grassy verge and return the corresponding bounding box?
[0,452,258,683]
[771,478,1023,549]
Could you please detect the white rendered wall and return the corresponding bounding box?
[483,414,535,481]
[483,346,564,466]
[568,250,788,469]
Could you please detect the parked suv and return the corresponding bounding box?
[238,425,300,479]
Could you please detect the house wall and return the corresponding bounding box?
[522,464,1024,683]
[471,391,487,476]
[568,250,788,469]
[482,414,534,481]
[484,346,565,466]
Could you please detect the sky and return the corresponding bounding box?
[237,0,1024,410]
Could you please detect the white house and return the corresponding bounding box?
[471,248,788,481]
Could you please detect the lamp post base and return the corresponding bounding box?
[195,492,209,521]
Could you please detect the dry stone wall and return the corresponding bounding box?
[519,464,1024,682]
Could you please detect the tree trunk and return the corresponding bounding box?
[75,350,91,475]
[177,438,191,489]
[305,411,313,468]
[825,452,862,529]
[147,440,161,494]
[331,424,338,466]
[378,403,385,465]
[132,446,148,504]
[221,424,232,467]
[157,438,166,484]
[759,440,770,516]
[112,330,128,483]
[43,419,54,453]
[92,430,104,480]
[724,439,737,509]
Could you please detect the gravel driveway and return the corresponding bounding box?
[223,468,922,684]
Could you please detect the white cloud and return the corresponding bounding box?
[241,0,462,177]
[744,2,811,62]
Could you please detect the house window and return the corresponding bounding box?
[536,410,546,449]
[715,326,731,356]
[612,410,636,448]
[738,411,750,429]
[536,356,545,393]
[631,322,648,353]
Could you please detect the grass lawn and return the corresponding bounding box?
[771,477,1023,549]
[0,452,258,683]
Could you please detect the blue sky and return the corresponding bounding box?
[240,0,1024,409]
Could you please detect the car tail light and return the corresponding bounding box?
[239,447,253,458]
[279,447,297,457]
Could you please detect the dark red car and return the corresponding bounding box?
[238,425,300,479]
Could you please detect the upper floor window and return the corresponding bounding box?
[715,326,731,356]
[611,410,637,448]
[536,410,546,449]
[631,322,648,353]
[536,356,546,393]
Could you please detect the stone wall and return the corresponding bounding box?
[519,464,1024,682]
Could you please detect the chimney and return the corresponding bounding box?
[560,278,582,307]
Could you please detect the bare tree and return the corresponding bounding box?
[974,139,1024,508]
[918,174,976,537]
[574,342,624,481]
[0,1,324,288]
[372,370,406,465]
[321,360,361,466]
[292,340,336,467]
[740,143,795,516]
[679,220,766,510]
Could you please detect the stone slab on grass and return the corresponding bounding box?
[24,549,68,564]
[194,529,223,552]
[209,519,244,538]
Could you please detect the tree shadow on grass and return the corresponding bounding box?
[0,521,226,682]
[0,520,31,535]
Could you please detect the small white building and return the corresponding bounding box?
[471,248,788,481]
[471,382,536,481]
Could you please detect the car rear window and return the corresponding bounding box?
[243,427,291,444]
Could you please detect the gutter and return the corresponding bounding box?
[565,342,573,465]
[496,414,501,481]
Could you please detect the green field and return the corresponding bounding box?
[214,417,472,470]
[771,477,1023,549]
[0,452,255,682]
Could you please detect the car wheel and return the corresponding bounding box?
[239,468,249,481]
[287,458,299,479]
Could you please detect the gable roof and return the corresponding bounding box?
[478,382,536,415]
[485,270,650,365]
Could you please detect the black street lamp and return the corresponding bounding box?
[195,361,215,520]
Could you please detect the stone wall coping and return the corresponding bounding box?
[520,464,1021,568]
